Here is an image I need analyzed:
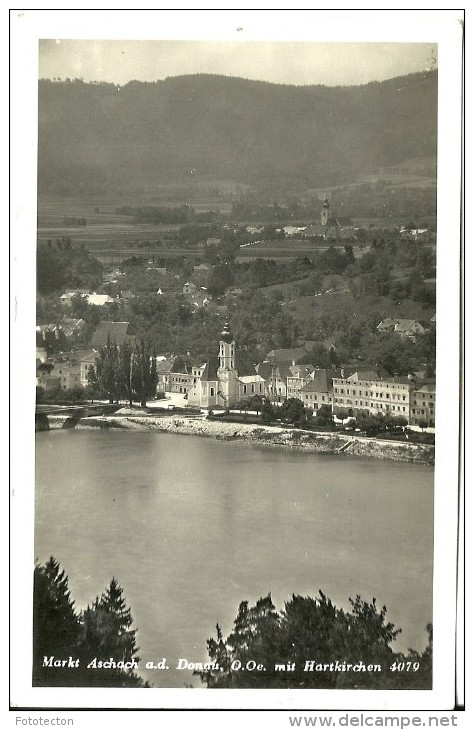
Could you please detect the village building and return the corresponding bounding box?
[54,361,82,391]
[238,374,266,401]
[265,346,307,363]
[36,348,90,392]
[156,357,176,394]
[193,263,212,273]
[283,225,307,236]
[86,293,115,307]
[377,318,426,339]
[187,322,262,409]
[331,370,432,425]
[60,289,90,305]
[61,318,86,338]
[333,369,389,415]
[410,382,436,427]
[80,351,99,388]
[36,325,68,356]
[119,290,135,302]
[36,361,60,391]
[286,364,316,399]
[60,290,116,307]
[89,321,136,349]
[256,361,291,402]
[168,356,201,395]
[300,198,355,240]
[298,368,341,411]
[188,289,212,308]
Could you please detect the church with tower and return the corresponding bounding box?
[319,196,355,239]
[187,322,265,409]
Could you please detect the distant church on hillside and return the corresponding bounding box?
[318,197,356,240]
[187,322,265,409]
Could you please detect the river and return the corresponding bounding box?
[35,430,434,688]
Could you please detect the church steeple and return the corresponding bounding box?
[219,321,236,371]
[321,196,330,226]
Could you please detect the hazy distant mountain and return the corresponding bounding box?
[37,72,437,196]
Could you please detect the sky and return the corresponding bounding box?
[38,39,437,87]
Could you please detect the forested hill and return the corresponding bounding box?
[38,71,437,196]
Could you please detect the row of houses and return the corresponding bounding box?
[155,329,435,428]
[36,321,436,428]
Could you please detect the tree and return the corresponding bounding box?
[315,403,333,426]
[248,394,263,415]
[131,340,158,407]
[261,400,276,423]
[334,408,348,423]
[200,595,283,688]
[199,592,431,689]
[33,557,81,686]
[117,340,134,407]
[88,337,120,402]
[279,397,306,426]
[79,578,145,686]
[207,263,235,297]
[355,413,384,436]
[317,245,348,275]
[33,558,148,687]
[37,248,67,294]
[344,244,355,266]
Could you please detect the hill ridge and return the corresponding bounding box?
[38,70,437,196]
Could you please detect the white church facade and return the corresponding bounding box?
[187,322,265,409]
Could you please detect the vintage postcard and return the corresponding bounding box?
[10,8,464,720]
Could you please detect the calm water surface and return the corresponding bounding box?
[35,430,434,687]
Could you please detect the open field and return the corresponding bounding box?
[36,193,436,267]
[37,193,233,225]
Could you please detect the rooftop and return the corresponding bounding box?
[89,322,135,349]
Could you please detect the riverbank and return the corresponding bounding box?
[46,411,435,465]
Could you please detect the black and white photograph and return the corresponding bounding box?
[10,8,464,718]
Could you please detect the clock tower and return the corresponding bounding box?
[217,321,239,406]
[321,196,330,227]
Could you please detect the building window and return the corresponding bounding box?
[210,387,215,397]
